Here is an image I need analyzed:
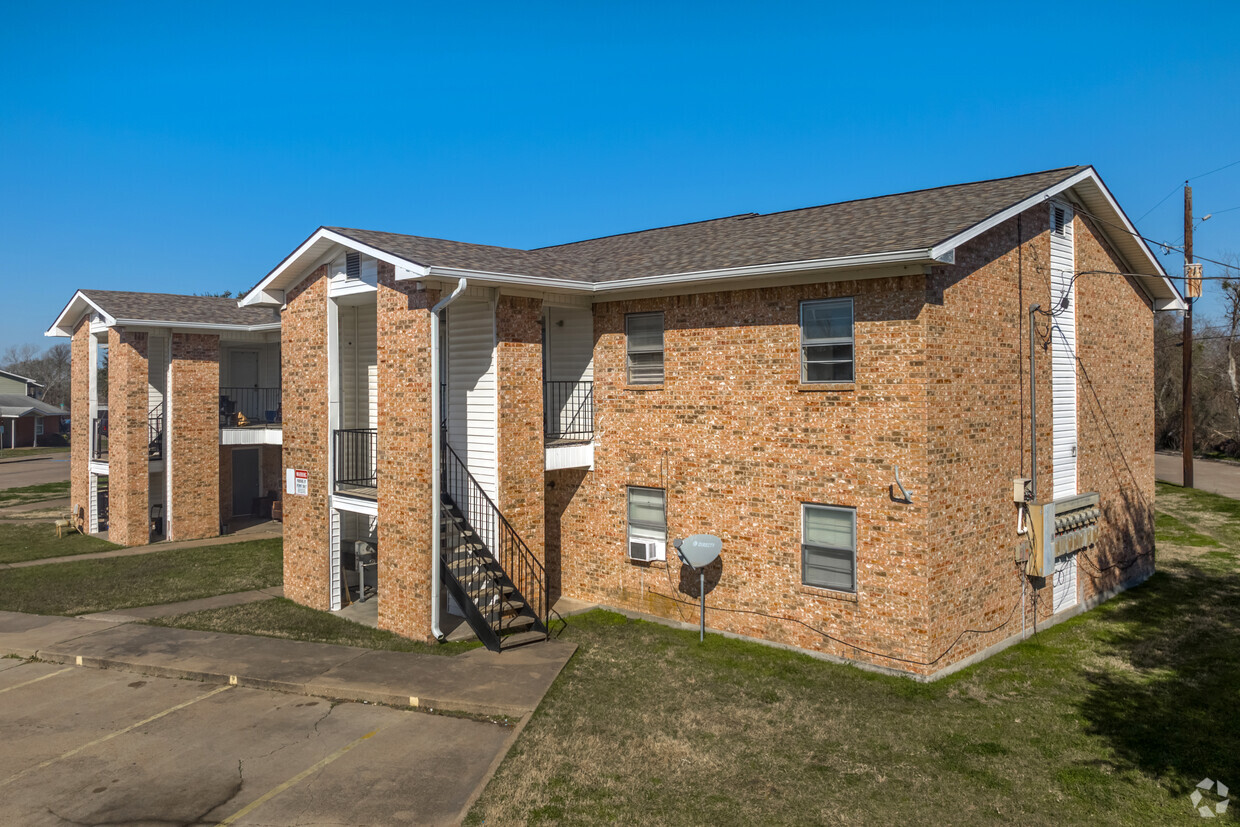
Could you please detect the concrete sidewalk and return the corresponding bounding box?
[0,610,575,719]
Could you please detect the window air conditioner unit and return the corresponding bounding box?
[628,539,665,562]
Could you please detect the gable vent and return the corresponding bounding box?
[1052,206,1067,235]
[346,252,361,279]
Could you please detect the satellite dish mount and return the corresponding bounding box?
[673,534,722,641]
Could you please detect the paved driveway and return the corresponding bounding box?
[1155,452,1240,499]
[0,660,513,826]
[0,454,70,489]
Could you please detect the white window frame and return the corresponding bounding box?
[800,298,855,384]
[34,417,43,436]
[801,503,857,593]
[627,486,667,560]
[626,312,664,385]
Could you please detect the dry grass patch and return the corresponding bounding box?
[467,484,1240,826]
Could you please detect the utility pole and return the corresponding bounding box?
[1183,183,1194,488]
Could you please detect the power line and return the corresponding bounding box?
[1190,159,1240,181]
[1071,202,1240,275]
[1134,161,1240,222]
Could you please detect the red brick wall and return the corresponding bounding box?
[496,295,546,602]
[375,266,436,640]
[219,446,233,522]
[919,207,1155,672]
[281,266,331,609]
[107,328,149,546]
[557,276,934,667]
[1073,212,1156,595]
[168,333,220,542]
[70,320,90,528]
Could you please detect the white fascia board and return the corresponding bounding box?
[45,291,115,337]
[420,249,935,296]
[112,319,282,334]
[332,493,379,517]
[241,228,429,307]
[420,265,591,292]
[929,166,1181,306]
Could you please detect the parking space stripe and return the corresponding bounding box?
[0,684,233,788]
[218,729,380,825]
[0,667,74,694]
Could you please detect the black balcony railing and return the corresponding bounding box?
[334,428,377,494]
[91,413,108,460]
[544,380,594,441]
[220,387,282,427]
[148,403,164,460]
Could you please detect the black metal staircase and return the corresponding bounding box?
[440,441,548,652]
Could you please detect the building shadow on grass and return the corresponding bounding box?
[1076,556,1240,794]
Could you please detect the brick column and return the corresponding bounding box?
[168,333,220,541]
[107,328,149,546]
[281,267,331,609]
[69,320,91,528]
[376,265,436,641]
[496,296,546,593]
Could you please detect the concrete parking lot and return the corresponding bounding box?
[0,659,515,826]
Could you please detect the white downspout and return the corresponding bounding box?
[430,277,467,641]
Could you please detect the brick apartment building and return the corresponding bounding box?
[229,165,1181,678]
[47,292,283,545]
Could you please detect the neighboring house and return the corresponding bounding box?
[0,368,46,398]
[46,291,283,545]
[228,165,1181,678]
[0,370,66,448]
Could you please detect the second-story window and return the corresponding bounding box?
[800,298,854,383]
[626,311,664,385]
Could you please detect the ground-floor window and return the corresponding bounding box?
[627,486,666,561]
[801,503,857,592]
[34,417,43,436]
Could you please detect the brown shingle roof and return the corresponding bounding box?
[81,290,278,326]
[329,166,1086,283]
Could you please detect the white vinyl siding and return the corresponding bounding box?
[802,504,857,592]
[546,306,594,383]
[1050,202,1077,499]
[447,299,498,505]
[1053,552,1078,612]
[626,312,664,384]
[338,304,378,431]
[147,335,167,413]
[800,298,854,383]
[88,473,99,534]
[329,508,342,611]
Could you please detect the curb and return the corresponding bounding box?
[21,648,535,719]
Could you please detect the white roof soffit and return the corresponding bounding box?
[930,166,1185,311]
[239,227,432,307]
[45,291,114,338]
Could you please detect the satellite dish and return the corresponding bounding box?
[673,534,723,642]
[676,534,721,569]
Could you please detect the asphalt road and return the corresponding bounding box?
[0,660,514,826]
[0,454,70,490]
[1155,452,1240,499]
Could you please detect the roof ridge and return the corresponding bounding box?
[531,214,761,253]
[327,226,537,256]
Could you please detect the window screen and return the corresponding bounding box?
[800,298,854,383]
[627,486,666,542]
[626,312,664,384]
[802,504,856,592]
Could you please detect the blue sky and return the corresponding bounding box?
[2,1,1238,352]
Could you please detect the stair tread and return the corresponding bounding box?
[499,630,547,649]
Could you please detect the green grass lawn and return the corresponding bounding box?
[467,482,1240,826]
[0,538,282,615]
[0,481,70,506]
[0,522,119,564]
[148,597,479,656]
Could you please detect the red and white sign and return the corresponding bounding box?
[286,468,309,497]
